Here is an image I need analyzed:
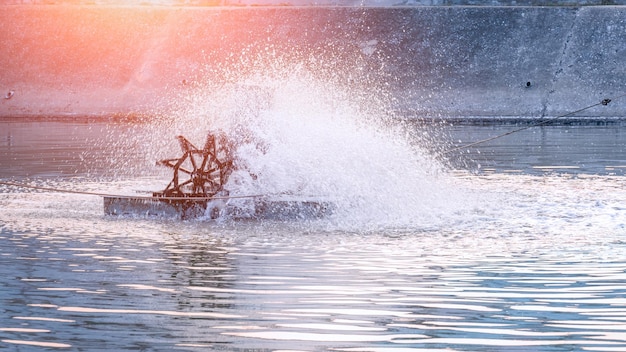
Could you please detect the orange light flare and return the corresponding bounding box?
[0,2,264,117]
[1,3,375,118]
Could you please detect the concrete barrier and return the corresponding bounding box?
[1,5,624,118]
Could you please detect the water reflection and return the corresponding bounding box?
[0,219,244,350]
[3,118,626,178]
[438,121,626,175]
[0,118,155,179]
[1,118,626,350]
[2,211,626,350]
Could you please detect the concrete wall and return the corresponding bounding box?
[1,5,624,118]
[5,1,626,6]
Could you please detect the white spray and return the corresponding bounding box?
[147,63,474,230]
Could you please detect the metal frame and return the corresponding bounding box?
[154,131,234,199]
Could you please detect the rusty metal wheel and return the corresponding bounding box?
[155,131,234,199]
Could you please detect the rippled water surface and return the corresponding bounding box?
[1,118,626,351]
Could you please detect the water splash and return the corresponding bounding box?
[137,61,476,229]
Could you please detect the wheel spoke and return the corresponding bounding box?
[189,153,198,172]
[157,132,234,198]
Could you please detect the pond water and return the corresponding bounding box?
[1,117,626,351]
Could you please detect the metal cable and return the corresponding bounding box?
[0,181,265,201]
[441,93,626,156]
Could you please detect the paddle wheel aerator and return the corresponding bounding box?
[103,130,334,220]
[153,132,234,199]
